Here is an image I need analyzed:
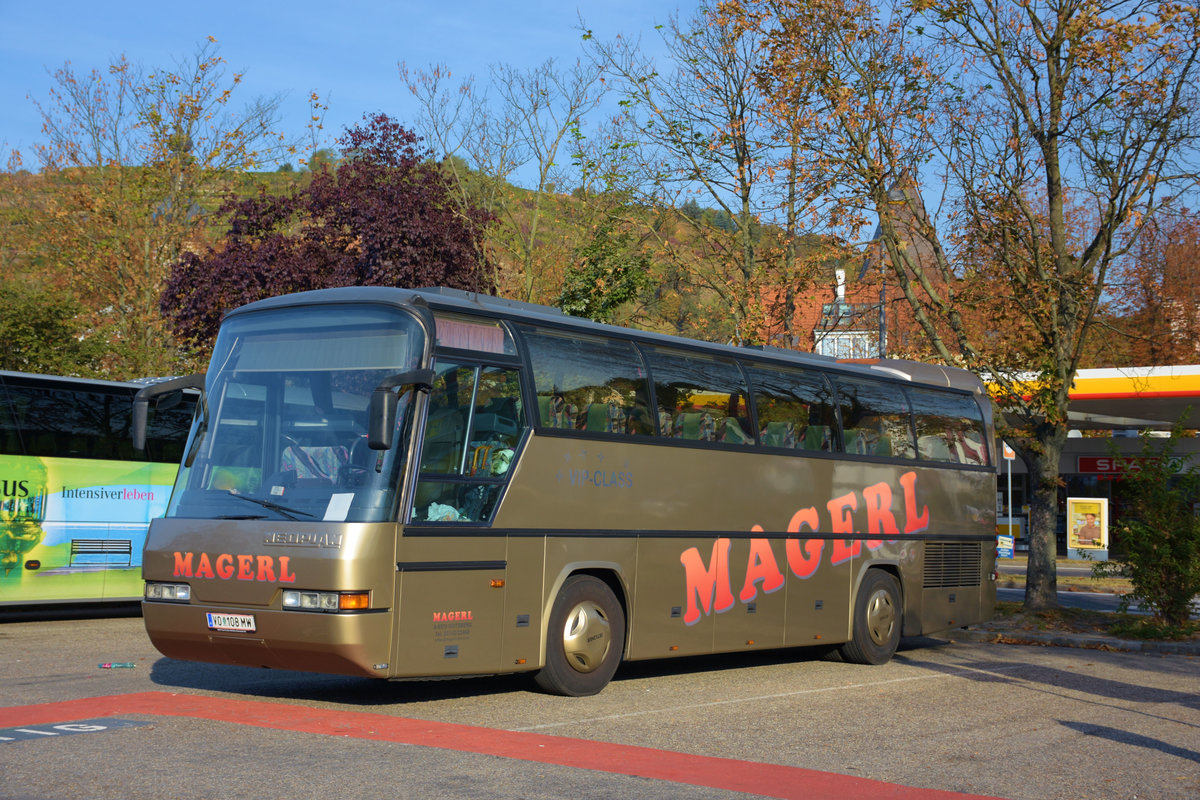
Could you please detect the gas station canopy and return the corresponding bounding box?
[1067,366,1200,430]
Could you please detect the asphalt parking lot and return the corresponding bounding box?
[0,613,1197,800]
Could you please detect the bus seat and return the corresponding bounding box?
[721,417,753,445]
[282,444,348,481]
[542,395,573,428]
[674,412,702,440]
[763,421,791,448]
[468,444,494,476]
[802,425,830,451]
[584,403,610,432]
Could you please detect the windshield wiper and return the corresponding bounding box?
[225,491,315,521]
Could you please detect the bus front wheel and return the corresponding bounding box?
[839,569,901,665]
[534,575,625,696]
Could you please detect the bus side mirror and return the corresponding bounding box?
[367,369,435,450]
[368,390,398,451]
[133,374,206,452]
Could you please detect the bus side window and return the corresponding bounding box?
[644,348,753,446]
[520,328,653,436]
[745,364,836,452]
[414,362,526,523]
[0,380,22,456]
[911,388,991,466]
[834,377,916,459]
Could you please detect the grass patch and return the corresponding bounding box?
[997,557,1133,594]
[988,600,1200,642]
[1107,617,1200,641]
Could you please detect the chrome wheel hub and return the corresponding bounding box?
[561,600,611,673]
[865,589,897,646]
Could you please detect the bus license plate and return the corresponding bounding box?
[206,612,256,632]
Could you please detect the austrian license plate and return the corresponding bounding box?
[206,612,256,632]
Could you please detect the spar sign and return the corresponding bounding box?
[1077,456,1187,475]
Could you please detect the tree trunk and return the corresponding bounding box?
[1024,427,1066,610]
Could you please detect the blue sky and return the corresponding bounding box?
[1,1,686,171]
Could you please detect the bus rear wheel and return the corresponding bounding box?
[839,569,901,665]
[534,575,625,696]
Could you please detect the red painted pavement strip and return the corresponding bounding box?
[1,692,1005,800]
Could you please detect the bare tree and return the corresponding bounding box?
[401,58,607,302]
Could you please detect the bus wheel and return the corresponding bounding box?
[839,570,901,665]
[534,575,625,696]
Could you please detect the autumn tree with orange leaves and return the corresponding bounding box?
[1109,212,1200,365]
[732,0,1200,608]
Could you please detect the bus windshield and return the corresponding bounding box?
[166,304,425,523]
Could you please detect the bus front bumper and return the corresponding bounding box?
[142,600,394,679]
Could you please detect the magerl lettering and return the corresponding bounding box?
[679,472,929,626]
[173,551,296,583]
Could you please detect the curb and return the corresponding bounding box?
[945,627,1200,656]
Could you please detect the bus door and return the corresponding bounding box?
[392,360,525,677]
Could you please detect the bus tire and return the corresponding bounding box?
[838,569,901,665]
[534,574,625,696]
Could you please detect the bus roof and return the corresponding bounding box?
[225,286,986,396]
[0,370,150,390]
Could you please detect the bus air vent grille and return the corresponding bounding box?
[923,542,982,588]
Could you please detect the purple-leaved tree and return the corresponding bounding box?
[162,113,491,353]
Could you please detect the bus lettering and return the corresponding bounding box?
[863,481,899,549]
[567,469,632,489]
[277,556,296,583]
[173,551,193,576]
[739,530,785,603]
[900,472,930,533]
[828,492,860,565]
[679,538,735,625]
[681,472,928,622]
[785,508,822,579]
[172,551,296,583]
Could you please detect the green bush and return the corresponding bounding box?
[0,281,105,376]
[1093,425,1200,628]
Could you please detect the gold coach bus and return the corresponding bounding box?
[133,287,997,695]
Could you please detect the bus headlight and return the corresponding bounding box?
[145,582,191,602]
[282,590,369,612]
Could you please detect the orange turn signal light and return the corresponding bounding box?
[339,592,371,611]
